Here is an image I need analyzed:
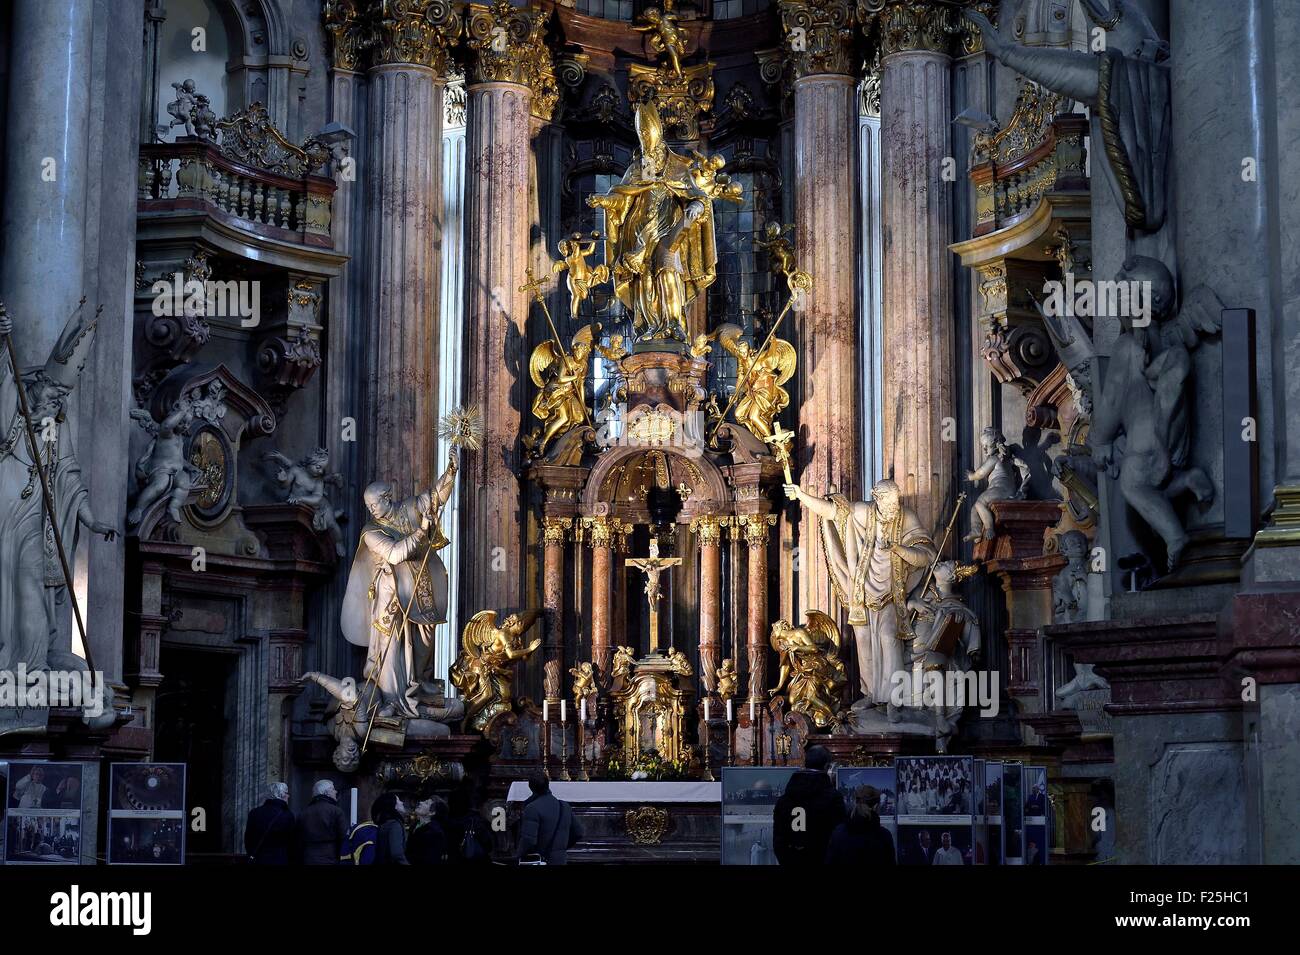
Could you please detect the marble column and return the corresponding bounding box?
[692,515,725,694]
[588,517,615,683]
[459,2,552,621]
[541,517,570,702]
[0,0,95,368]
[742,515,775,701]
[362,3,458,494]
[321,8,369,680]
[876,0,956,533]
[778,0,862,620]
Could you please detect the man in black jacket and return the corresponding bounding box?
[517,773,584,865]
[244,782,295,864]
[297,780,349,864]
[772,746,846,866]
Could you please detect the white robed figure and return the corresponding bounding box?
[341,456,458,720]
[0,305,116,676]
[786,479,935,707]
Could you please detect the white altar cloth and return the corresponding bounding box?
[505,781,721,803]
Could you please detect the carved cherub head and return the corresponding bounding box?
[305,447,330,476]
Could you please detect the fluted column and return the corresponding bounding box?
[779,0,862,619]
[0,0,94,368]
[692,516,725,694]
[541,517,570,701]
[362,1,459,492]
[873,0,956,531]
[742,515,776,701]
[587,517,616,683]
[460,2,553,620]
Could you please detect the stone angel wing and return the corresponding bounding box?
[1163,284,1224,352]
[804,610,840,650]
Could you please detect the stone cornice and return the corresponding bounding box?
[778,0,858,79]
[466,1,558,118]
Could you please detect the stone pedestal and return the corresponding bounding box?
[879,39,954,532]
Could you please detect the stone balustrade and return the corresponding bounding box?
[138,138,335,249]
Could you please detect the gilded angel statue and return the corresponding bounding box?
[717,323,796,445]
[716,658,738,700]
[553,232,610,319]
[448,609,543,732]
[754,221,797,283]
[634,2,687,77]
[525,326,595,457]
[570,661,597,704]
[769,610,847,730]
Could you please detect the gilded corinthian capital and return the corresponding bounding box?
[323,0,367,72]
[372,0,463,72]
[857,0,963,58]
[466,1,559,118]
[778,0,858,79]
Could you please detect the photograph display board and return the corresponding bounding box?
[720,766,799,865]
[895,756,975,865]
[1023,765,1049,866]
[108,763,188,865]
[3,761,85,865]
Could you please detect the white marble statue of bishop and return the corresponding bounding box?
[341,456,459,720]
[786,479,935,708]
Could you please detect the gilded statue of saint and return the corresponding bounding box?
[587,103,736,345]
[769,611,847,730]
[716,323,796,445]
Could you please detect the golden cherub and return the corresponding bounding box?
[769,611,847,730]
[570,661,597,703]
[688,151,744,204]
[716,323,796,445]
[553,231,610,319]
[634,2,687,78]
[716,658,738,700]
[754,221,797,281]
[449,609,543,732]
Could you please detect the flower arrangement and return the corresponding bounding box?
[601,747,693,781]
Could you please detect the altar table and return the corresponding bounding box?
[504,780,723,863]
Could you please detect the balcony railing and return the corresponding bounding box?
[969,81,1088,238]
[138,104,335,249]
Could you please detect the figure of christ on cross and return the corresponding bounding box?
[626,536,682,654]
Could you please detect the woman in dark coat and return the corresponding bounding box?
[407,796,448,865]
[826,785,896,865]
[372,793,410,865]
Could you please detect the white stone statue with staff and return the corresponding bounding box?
[340,407,480,722]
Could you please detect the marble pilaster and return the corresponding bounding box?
[779,0,862,619]
[588,518,616,683]
[742,515,775,701]
[692,516,725,694]
[877,3,955,533]
[542,517,570,701]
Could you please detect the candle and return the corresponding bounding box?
[543,700,549,722]
[561,699,567,723]
[580,697,587,722]
[704,698,711,722]
[726,699,733,723]
[750,699,756,723]
[349,787,358,827]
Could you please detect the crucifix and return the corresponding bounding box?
[626,536,682,655]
